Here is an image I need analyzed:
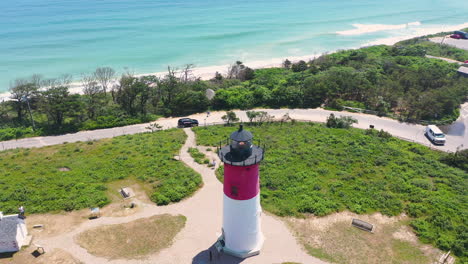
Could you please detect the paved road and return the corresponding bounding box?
[1,105,467,152]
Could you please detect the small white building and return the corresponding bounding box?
[0,212,28,253]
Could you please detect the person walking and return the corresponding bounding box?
[18,206,25,219]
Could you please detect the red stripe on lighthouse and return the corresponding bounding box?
[223,163,260,200]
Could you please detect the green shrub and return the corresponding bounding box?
[326,114,358,129]
[188,147,207,164]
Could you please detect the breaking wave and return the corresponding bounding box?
[336,21,422,35]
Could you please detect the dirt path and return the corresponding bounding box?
[34,128,326,264]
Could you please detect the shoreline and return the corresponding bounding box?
[1,22,467,102]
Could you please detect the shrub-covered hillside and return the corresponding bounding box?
[0,129,201,213]
[193,123,467,260]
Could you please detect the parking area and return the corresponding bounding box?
[430,37,468,51]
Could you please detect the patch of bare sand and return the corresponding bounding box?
[27,209,90,239]
[286,211,441,264]
[392,225,419,244]
[75,214,186,260]
[0,248,82,264]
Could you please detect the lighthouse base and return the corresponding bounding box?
[215,234,263,259]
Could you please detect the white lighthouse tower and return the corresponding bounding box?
[217,125,264,258]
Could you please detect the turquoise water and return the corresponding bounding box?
[1,0,467,92]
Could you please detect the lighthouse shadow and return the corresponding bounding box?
[192,244,245,264]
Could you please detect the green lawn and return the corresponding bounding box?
[193,123,467,260]
[0,129,201,214]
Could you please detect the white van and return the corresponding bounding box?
[424,125,446,145]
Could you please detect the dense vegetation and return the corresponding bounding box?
[0,129,201,213]
[193,123,467,261]
[440,149,468,172]
[213,45,466,122]
[1,32,467,141]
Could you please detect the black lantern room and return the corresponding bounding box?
[218,125,264,166]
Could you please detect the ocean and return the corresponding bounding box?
[1,0,468,94]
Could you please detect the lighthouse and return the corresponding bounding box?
[216,125,264,258]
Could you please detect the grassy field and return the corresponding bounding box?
[0,129,201,214]
[76,214,186,259]
[193,123,467,261]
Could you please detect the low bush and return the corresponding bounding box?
[188,147,207,164]
[0,126,38,141]
[326,114,358,129]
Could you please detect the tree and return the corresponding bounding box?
[180,64,195,83]
[93,67,115,94]
[81,74,105,119]
[227,61,244,79]
[40,86,82,128]
[283,59,292,69]
[115,75,150,116]
[212,71,223,83]
[291,60,308,72]
[245,110,274,124]
[256,111,274,124]
[243,67,255,81]
[246,110,260,123]
[221,111,239,125]
[0,101,9,121]
[169,90,209,116]
[303,75,328,108]
[146,122,163,132]
[9,77,40,124]
[156,67,184,116]
[226,61,255,81]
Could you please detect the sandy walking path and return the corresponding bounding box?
[35,128,326,264]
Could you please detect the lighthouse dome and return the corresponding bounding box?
[229,125,252,142]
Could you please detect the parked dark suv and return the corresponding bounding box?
[177,118,199,128]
